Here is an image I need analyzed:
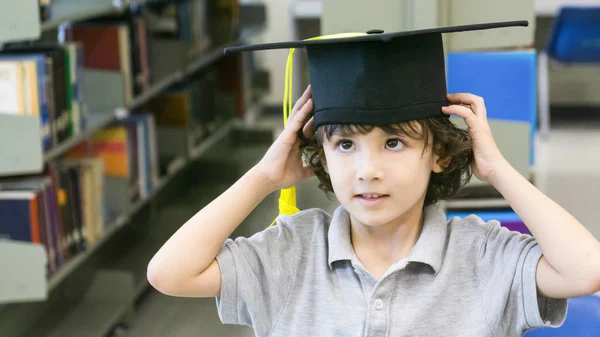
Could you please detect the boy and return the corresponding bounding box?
[147,21,600,336]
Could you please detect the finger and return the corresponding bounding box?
[442,104,478,127]
[287,98,313,134]
[302,117,315,139]
[288,85,312,122]
[447,93,487,119]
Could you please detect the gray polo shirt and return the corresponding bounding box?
[215,204,567,336]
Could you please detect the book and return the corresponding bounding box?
[70,22,135,106]
[0,191,41,244]
[0,177,57,275]
[1,45,71,145]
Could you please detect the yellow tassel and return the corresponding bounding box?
[269,32,367,227]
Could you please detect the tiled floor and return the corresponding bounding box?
[123,118,600,337]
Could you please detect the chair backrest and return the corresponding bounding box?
[446,50,537,166]
[547,6,600,63]
[524,295,600,337]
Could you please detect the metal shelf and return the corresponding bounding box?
[41,5,126,31]
[46,217,119,291]
[39,24,264,290]
[0,115,44,176]
[42,270,135,337]
[44,111,116,162]
[46,117,239,292]
[40,0,159,32]
[47,152,188,292]
[128,70,185,110]
[41,27,264,163]
[44,300,130,337]
[129,26,264,109]
[189,119,236,159]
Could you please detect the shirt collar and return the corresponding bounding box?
[327,206,354,267]
[327,203,448,274]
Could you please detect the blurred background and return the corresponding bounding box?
[0,0,599,336]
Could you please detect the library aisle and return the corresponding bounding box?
[121,118,600,337]
[122,118,338,337]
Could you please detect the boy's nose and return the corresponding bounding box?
[355,156,384,181]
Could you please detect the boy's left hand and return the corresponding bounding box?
[442,93,507,184]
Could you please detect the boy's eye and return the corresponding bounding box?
[338,140,354,151]
[386,138,404,150]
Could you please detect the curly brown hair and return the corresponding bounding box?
[298,116,474,206]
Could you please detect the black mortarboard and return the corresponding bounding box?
[225,20,529,128]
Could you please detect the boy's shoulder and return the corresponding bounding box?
[446,212,499,236]
[277,207,333,232]
[444,210,530,253]
[270,208,333,252]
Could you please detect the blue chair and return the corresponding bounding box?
[538,6,600,137]
[524,294,600,336]
[446,50,537,166]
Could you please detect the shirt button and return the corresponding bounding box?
[374,299,384,310]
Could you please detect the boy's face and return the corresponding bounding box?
[322,125,446,228]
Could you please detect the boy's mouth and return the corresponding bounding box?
[355,193,389,200]
[355,193,389,206]
[356,194,387,198]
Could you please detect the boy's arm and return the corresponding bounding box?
[147,86,315,298]
[146,168,275,297]
[444,93,600,299]
[489,160,600,299]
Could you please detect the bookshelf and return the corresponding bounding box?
[1,26,262,297]
[0,0,47,307]
[129,27,261,109]
[40,270,136,337]
[0,0,267,336]
[45,117,237,293]
[43,27,262,164]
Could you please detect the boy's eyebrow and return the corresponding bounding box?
[380,127,415,138]
[327,126,360,138]
[323,123,424,140]
[384,128,408,136]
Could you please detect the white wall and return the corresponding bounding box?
[253,0,293,106]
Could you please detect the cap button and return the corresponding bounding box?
[367,29,384,34]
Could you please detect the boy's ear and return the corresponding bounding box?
[433,156,452,173]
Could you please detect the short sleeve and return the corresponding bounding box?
[476,220,568,335]
[214,216,297,335]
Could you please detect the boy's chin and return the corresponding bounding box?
[347,208,409,228]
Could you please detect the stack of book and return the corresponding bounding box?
[0,112,159,278]
[0,43,86,152]
[0,161,103,278]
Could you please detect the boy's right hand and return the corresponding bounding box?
[253,85,316,192]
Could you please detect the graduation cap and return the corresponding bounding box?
[225,20,529,129]
[223,20,529,224]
